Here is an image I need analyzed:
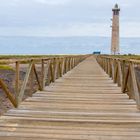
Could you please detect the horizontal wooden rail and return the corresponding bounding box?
[0,55,89,107]
[97,55,140,109]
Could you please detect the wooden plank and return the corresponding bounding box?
[1,56,140,140]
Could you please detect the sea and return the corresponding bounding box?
[0,36,139,55]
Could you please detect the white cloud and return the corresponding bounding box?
[120,22,140,37]
[1,21,140,38]
[35,0,70,5]
[0,23,111,37]
[0,0,140,37]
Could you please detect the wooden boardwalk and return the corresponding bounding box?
[0,56,140,140]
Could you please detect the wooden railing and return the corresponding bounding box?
[97,55,140,109]
[0,55,88,107]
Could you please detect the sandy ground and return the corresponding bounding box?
[0,70,14,115]
[0,69,25,115]
[0,65,42,115]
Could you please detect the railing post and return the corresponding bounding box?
[17,60,33,106]
[107,58,109,75]
[109,59,112,77]
[41,59,51,89]
[68,57,70,71]
[33,63,42,91]
[121,60,125,92]
[61,58,65,75]
[56,58,59,79]
[53,58,57,81]
[29,65,34,96]
[47,60,52,85]
[122,64,129,92]
[74,57,76,67]
[41,59,45,90]
[58,58,62,77]
[49,59,54,83]
[15,61,20,105]
[117,60,122,87]
[65,57,68,73]
[70,57,73,70]
[111,59,115,81]
[130,62,140,109]
[114,60,118,83]
[105,58,108,73]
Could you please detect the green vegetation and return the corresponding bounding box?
[0,55,53,59]
[0,54,81,65]
[0,65,14,71]
[105,55,140,60]
[0,54,78,60]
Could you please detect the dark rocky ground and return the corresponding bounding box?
[0,67,42,115]
[0,69,26,115]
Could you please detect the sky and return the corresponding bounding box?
[0,0,139,37]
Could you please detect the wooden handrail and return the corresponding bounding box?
[0,55,89,107]
[97,55,140,109]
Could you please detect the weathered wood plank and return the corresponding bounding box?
[0,56,140,140]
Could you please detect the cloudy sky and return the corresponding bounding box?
[0,0,139,37]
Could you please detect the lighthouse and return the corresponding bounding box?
[111,4,120,55]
